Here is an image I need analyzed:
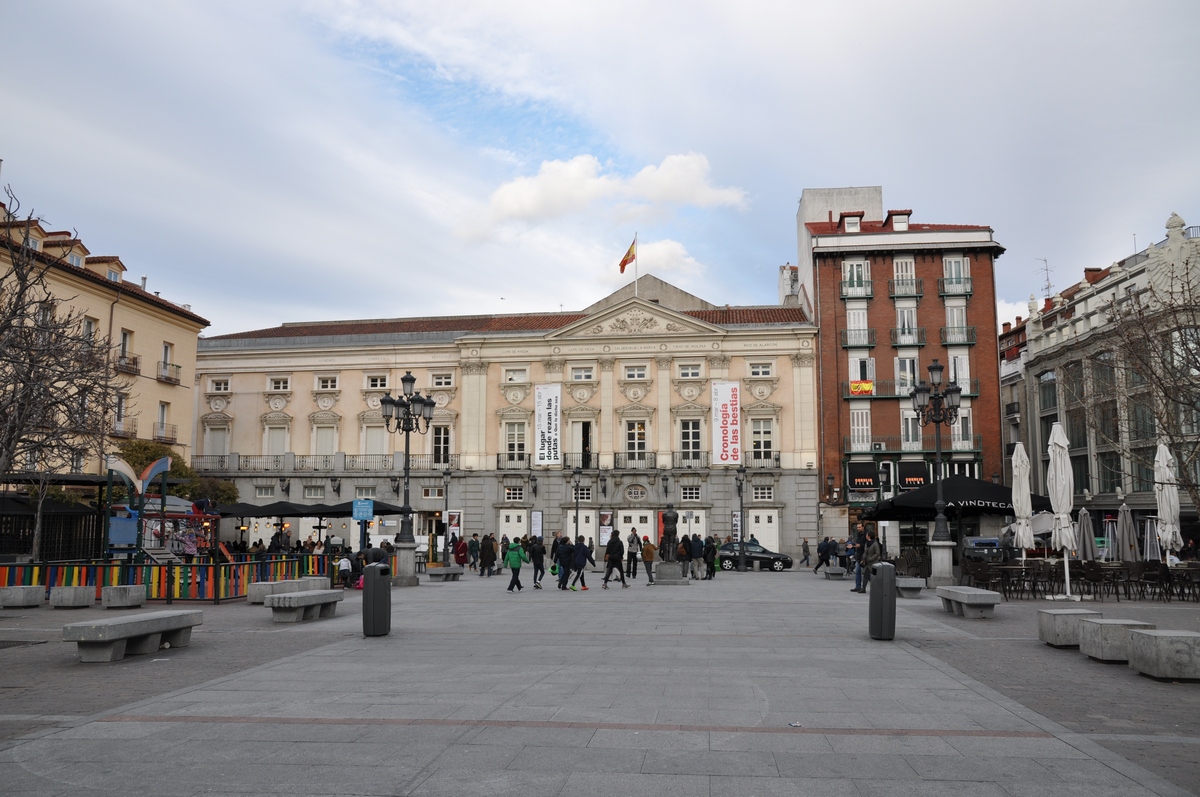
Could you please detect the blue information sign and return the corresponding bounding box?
[352,499,375,521]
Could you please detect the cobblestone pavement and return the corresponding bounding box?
[0,570,1196,796]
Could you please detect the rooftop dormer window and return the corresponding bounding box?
[107,270,121,282]
[893,215,909,231]
[845,217,860,233]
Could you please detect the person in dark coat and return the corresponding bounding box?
[556,536,575,590]
[570,535,595,590]
[702,536,718,580]
[529,536,547,589]
[690,533,704,580]
[603,534,627,588]
[478,533,497,577]
[676,531,692,578]
[814,537,831,574]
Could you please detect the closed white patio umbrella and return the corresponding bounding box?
[1011,442,1034,559]
[1075,506,1099,561]
[1154,444,1184,554]
[1047,422,1076,597]
[1115,503,1139,562]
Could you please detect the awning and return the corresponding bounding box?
[897,461,928,490]
[847,462,879,490]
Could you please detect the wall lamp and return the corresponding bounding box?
[278,477,290,496]
[330,477,341,496]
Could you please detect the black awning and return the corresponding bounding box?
[897,461,928,490]
[847,462,879,490]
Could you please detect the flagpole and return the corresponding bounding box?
[634,232,638,298]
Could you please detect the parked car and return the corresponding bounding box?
[718,542,793,571]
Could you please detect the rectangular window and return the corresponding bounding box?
[1095,401,1118,442]
[356,486,377,499]
[945,305,968,329]
[505,486,525,502]
[433,373,454,387]
[505,422,526,459]
[1061,361,1083,404]
[749,362,773,377]
[680,420,701,458]
[572,366,593,381]
[1066,408,1088,449]
[158,402,169,425]
[893,258,916,285]
[949,354,970,386]
[1092,353,1116,394]
[1071,455,1090,493]
[751,419,773,460]
[1129,397,1156,440]
[1132,450,1154,492]
[120,329,132,356]
[314,426,336,455]
[1038,372,1057,411]
[255,485,275,499]
[850,408,872,452]
[625,420,647,456]
[210,378,230,393]
[572,486,592,501]
[842,260,870,296]
[680,486,701,501]
[901,410,922,451]
[303,485,325,500]
[845,217,860,233]
[624,365,647,380]
[433,426,450,465]
[504,368,527,383]
[266,426,287,455]
[83,317,97,339]
[364,425,388,455]
[943,256,969,280]
[317,376,338,390]
[895,357,918,392]
[206,427,228,456]
[162,342,173,365]
[845,310,870,347]
[270,377,290,391]
[952,410,973,451]
[1097,451,1122,493]
[107,269,120,282]
[678,364,701,379]
[752,485,774,501]
[422,487,445,499]
[849,356,875,382]
[367,375,388,389]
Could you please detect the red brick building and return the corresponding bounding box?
[805,200,1005,547]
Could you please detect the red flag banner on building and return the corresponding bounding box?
[619,238,636,273]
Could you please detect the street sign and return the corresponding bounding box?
[352,499,374,521]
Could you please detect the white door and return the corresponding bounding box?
[206,427,228,456]
[747,509,780,552]
[678,509,706,543]
[499,510,526,541]
[266,426,287,455]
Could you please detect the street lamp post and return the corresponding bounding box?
[380,371,436,544]
[909,359,962,543]
[735,466,747,572]
[572,467,582,540]
[441,469,452,566]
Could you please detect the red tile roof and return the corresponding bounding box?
[805,220,991,235]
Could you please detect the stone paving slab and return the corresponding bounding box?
[0,570,1197,795]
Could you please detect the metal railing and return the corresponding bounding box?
[496,453,531,470]
[744,451,780,468]
[940,326,977,345]
[888,278,923,298]
[562,453,596,470]
[192,455,228,471]
[153,422,177,443]
[890,328,926,346]
[240,455,285,471]
[1004,401,1021,417]
[345,454,393,471]
[296,455,335,472]
[840,329,875,348]
[938,277,973,296]
[115,354,140,375]
[614,452,657,469]
[157,361,182,384]
[840,280,873,299]
[672,451,709,468]
[843,433,983,453]
[841,378,980,399]
[110,417,137,438]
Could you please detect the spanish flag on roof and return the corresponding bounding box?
[619,237,636,273]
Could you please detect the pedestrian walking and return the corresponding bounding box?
[337,553,353,588]
[703,535,718,580]
[467,533,480,571]
[479,533,497,577]
[570,535,595,590]
[603,533,628,588]
[625,528,641,579]
[497,535,509,574]
[800,538,811,567]
[641,535,657,584]
[529,536,546,588]
[505,537,530,592]
[814,537,832,574]
[556,535,575,590]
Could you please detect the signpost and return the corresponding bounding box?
[353,499,374,551]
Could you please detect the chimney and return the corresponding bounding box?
[140,275,147,290]
[1016,316,1022,326]
[1002,322,1011,333]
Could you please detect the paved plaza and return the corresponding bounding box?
[1,567,1198,796]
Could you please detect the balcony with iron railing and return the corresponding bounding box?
[344,454,393,471]
[192,455,228,471]
[153,422,178,443]
[240,455,285,471]
[744,450,781,468]
[890,327,926,347]
[840,280,873,299]
[614,452,658,469]
[841,378,979,400]
[1004,401,1021,417]
[561,453,597,470]
[672,451,710,468]
[497,452,531,470]
[295,455,336,472]
[938,277,973,296]
[843,433,983,454]
[888,278,923,299]
[157,361,182,384]
[940,326,977,345]
[110,416,137,438]
[115,353,140,375]
[840,329,876,348]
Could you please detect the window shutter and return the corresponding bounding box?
[866,358,876,380]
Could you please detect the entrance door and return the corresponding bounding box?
[678,509,706,543]
[499,509,526,541]
[747,509,780,551]
[572,421,593,469]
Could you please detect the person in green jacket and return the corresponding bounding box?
[505,538,531,592]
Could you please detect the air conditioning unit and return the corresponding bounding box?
[871,442,886,452]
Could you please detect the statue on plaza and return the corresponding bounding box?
[660,503,679,562]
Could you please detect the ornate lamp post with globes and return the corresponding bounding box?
[380,371,436,545]
[909,359,962,585]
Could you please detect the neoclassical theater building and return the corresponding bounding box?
[192,276,820,555]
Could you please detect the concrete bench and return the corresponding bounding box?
[1080,619,1156,663]
[427,566,464,582]
[247,579,308,604]
[1038,609,1102,648]
[1128,630,1200,681]
[50,586,93,608]
[822,566,846,580]
[101,585,145,609]
[0,585,45,608]
[62,609,203,662]
[935,586,1002,619]
[896,577,926,598]
[299,576,331,590]
[264,589,344,623]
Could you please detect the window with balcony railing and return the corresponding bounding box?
[111,416,137,437]
[153,422,178,443]
[157,361,182,384]
[940,326,976,345]
[888,278,923,298]
[115,354,140,375]
[938,277,973,296]
[890,327,926,346]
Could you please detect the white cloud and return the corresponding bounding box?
[485,152,745,227]
[996,298,1033,328]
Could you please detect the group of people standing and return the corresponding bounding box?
[811,523,882,593]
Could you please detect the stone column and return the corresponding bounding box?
[391,542,420,587]
[927,540,955,588]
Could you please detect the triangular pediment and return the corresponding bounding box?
[547,298,723,340]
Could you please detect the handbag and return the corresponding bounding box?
[550,564,558,576]
[677,542,688,556]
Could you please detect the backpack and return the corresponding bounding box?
[677,542,688,557]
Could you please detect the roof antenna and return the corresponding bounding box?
[1037,258,1053,300]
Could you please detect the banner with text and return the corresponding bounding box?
[711,381,742,466]
[534,384,562,466]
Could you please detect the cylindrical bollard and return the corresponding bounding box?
[362,560,392,637]
[868,562,896,641]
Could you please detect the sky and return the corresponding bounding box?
[1,1,1198,337]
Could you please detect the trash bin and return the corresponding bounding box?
[362,560,392,637]
[868,562,896,641]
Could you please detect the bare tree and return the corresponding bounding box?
[1,187,120,558]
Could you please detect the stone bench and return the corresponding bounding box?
[896,577,926,598]
[1128,630,1200,681]
[823,566,846,580]
[50,585,94,608]
[1080,619,1156,663]
[62,609,203,663]
[264,589,344,623]
[299,575,331,590]
[101,585,145,609]
[427,566,465,582]
[0,585,45,608]
[247,579,309,604]
[935,586,1002,619]
[1038,609,1102,648]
